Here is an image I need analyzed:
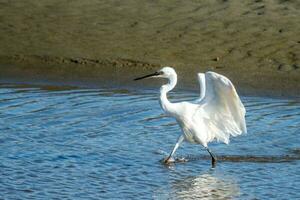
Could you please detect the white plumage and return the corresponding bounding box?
[134,67,247,167]
[194,71,247,145]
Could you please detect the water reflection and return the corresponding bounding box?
[155,171,239,199]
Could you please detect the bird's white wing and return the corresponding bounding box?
[194,71,247,144]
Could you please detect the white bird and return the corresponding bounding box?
[134,67,247,167]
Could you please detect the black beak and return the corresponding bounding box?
[134,71,161,81]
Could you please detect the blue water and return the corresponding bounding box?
[0,84,299,199]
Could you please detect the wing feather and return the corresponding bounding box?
[195,71,247,144]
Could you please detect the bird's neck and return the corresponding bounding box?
[160,75,177,114]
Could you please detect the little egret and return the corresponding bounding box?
[134,67,247,167]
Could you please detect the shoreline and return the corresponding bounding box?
[0,0,299,97]
[0,54,299,98]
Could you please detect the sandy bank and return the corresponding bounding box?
[0,0,299,96]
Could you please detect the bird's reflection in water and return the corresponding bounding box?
[155,171,240,199]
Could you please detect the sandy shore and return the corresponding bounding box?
[0,0,299,96]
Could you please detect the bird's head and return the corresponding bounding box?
[134,66,176,81]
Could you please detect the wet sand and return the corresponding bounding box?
[171,153,300,164]
[0,0,299,96]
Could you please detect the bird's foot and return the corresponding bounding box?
[206,147,217,168]
[162,156,175,165]
[211,157,217,168]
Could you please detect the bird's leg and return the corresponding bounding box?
[206,147,217,168]
[164,135,184,164]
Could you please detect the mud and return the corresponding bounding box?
[0,0,299,96]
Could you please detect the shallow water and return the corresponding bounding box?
[0,84,299,199]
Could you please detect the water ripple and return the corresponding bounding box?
[0,84,299,199]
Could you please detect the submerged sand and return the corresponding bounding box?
[0,0,299,96]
